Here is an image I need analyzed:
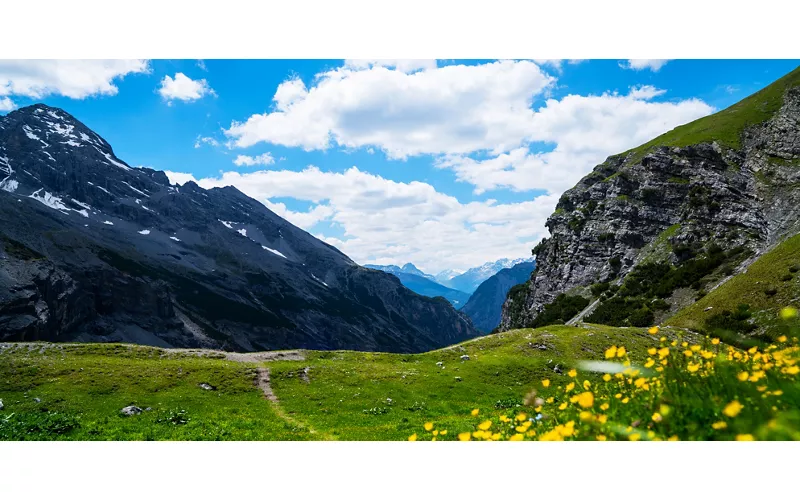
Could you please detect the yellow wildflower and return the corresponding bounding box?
[471,408,479,416]
[534,406,542,413]
[424,422,434,431]
[458,432,471,441]
[736,434,755,441]
[778,335,788,343]
[577,391,595,408]
[542,379,551,388]
[644,358,655,368]
[478,420,492,431]
[622,397,630,404]
[658,347,670,358]
[568,369,577,378]
[565,382,575,392]
[648,347,657,356]
[579,411,593,422]
[634,377,646,388]
[440,430,447,435]
[687,362,700,373]
[546,397,555,404]
[509,433,524,441]
[600,403,609,411]
[570,395,579,403]
[614,393,622,399]
[786,366,800,375]
[603,374,612,382]
[605,346,618,359]
[712,421,727,430]
[432,430,439,436]
[597,414,607,424]
[711,338,720,345]
[748,346,758,354]
[690,345,701,352]
[515,413,527,422]
[723,400,744,418]
[597,435,607,441]
[737,371,749,381]
[558,402,568,410]
[629,432,641,441]
[648,326,659,335]
[617,346,627,357]
[408,433,417,441]
[652,412,662,423]
[780,307,798,320]
[583,380,591,390]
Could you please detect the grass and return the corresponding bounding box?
[0,344,312,440]
[621,65,800,164]
[0,325,674,441]
[3,316,800,441]
[667,233,800,337]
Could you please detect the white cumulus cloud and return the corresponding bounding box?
[224,60,556,157]
[0,96,15,111]
[157,73,215,104]
[165,166,555,273]
[0,60,149,99]
[620,59,671,72]
[233,153,275,167]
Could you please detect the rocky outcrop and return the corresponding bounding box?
[0,104,479,352]
[501,70,800,330]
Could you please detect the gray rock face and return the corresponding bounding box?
[0,104,478,353]
[500,82,800,330]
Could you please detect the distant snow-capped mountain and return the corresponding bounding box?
[365,263,437,281]
[439,257,535,293]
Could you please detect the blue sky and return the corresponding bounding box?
[2,59,798,273]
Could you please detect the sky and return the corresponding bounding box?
[1,59,798,274]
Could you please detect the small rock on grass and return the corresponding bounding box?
[120,405,143,416]
[199,383,216,391]
[455,376,462,382]
[460,355,470,361]
[0,399,4,410]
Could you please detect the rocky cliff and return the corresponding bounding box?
[0,104,478,352]
[500,66,800,331]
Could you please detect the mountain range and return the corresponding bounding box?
[460,260,536,332]
[0,104,478,353]
[363,264,470,307]
[438,257,534,293]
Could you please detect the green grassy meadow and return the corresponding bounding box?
[0,325,674,441]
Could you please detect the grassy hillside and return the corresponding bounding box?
[622,65,800,163]
[667,233,800,340]
[5,316,800,441]
[0,325,676,440]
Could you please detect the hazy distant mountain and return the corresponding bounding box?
[439,257,535,293]
[461,261,536,332]
[365,265,470,307]
[365,263,437,281]
[434,268,463,284]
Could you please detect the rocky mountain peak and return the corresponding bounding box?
[1,104,478,352]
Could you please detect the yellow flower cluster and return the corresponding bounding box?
[412,310,800,442]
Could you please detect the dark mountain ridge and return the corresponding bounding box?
[0,104,478,353]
